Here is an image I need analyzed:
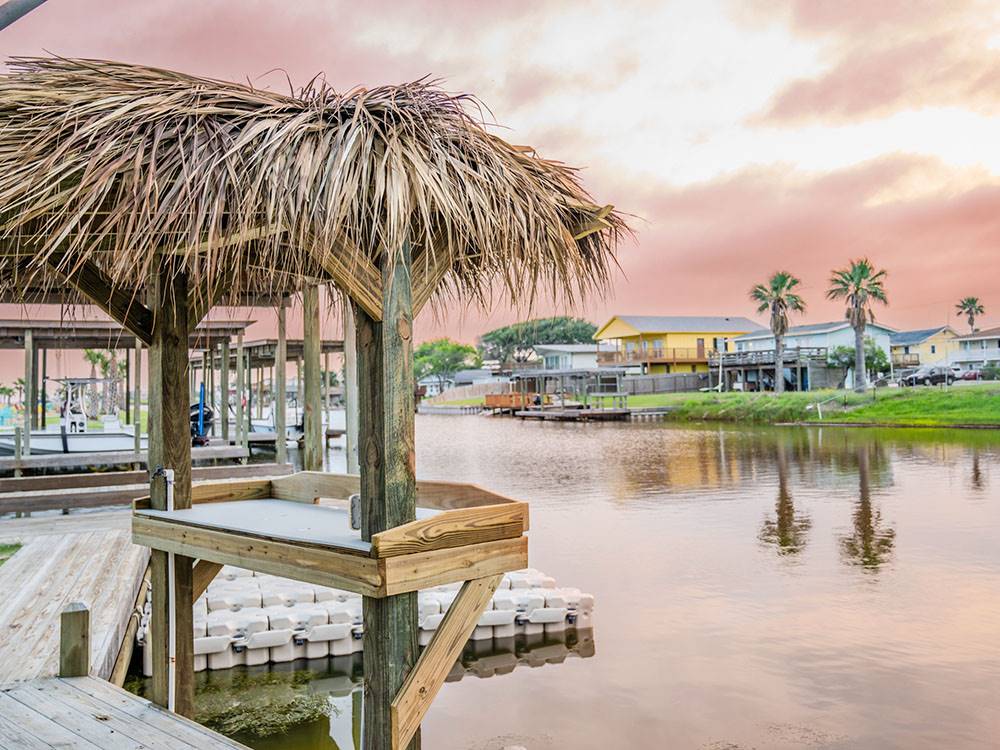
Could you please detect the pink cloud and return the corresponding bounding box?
[748,0,1000,122]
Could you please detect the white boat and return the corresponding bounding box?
[0,426,147,455]
[0,377,148,455]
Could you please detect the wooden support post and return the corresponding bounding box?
[358,242,419,750]
[323,350,331,448]
[344,300,360,475]
[303,284,322,472]
[23,329,32,455]
[147,263,195,717]
[256,364,264,420]
[40,348,47,428]
[244,350,251,456]
[206,347,215,437]
[31,343,39,430]
[125,348,131,423]
[296,356,302,427]
[275,300,288,465]
[220,338,230,444]
[235,332,245,455]
[134,341,142,468]
[391,575,502,749]
[59,602,90,677]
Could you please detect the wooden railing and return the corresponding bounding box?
[598,347,713,365]
[708,347,828,367]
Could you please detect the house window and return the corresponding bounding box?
[931,345,936,354]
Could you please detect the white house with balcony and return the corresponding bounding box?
[532,343,617,370]
[952,326,1000,370]
[734,320,895,358]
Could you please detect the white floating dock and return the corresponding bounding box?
[138,566,594,674]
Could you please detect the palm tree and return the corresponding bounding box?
[827,259,888,393]
[956,296,984,333]
[82,349,106,415]
[750,271,806,394]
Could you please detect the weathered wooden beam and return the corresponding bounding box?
[132,515,383,596]
[274,298,288,465]
[358,240,420,750]
[319,247,383,320]
[146,262,195,717]
[59,602,91,678]
[303,285,323,471]
[371,503,528,558]
[380,536,527,596]
[48,256,154,345]
[391,575,502,750]
[192,560,224,600]
[110,566,151,687]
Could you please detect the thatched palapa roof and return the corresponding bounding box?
[0,57,624,318]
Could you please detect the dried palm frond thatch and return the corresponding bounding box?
[0,57,625,317]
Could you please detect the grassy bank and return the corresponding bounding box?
[628,384,1000,427]
[0,543,20,567]
[434,383,1000,427]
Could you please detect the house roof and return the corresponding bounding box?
[955,325,1000,341]
[735,320,898,341]
[595,315,766,339]
[533,343,614,354]
[890,326,955,346]
[452,368,496,382]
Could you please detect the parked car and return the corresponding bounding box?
[962,369,983,381]
[901,366,954,386]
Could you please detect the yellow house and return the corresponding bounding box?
[593,315,767,374]
[889,326,959,369]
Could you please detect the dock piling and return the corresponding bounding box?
[59,602,90,678]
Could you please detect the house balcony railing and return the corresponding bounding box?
[597,347,714,366]
[707,347,828,367]
[892,353,920,367]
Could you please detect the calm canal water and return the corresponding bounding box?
[179,417,1000,749]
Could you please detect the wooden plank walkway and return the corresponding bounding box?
[0,525,147,683]
[0,676,247,749]
[0,445,248,473]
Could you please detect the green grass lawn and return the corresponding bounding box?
[627,383,1000,427]
[0,543,21,567]
[829,383,1000,426]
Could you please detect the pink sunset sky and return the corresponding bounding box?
[2,0,999,376]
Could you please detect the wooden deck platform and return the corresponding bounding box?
[0,676,246,749]
[515,407,631,421]
[0,525,147,683]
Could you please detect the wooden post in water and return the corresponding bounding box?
[40,348,47,428]
[147,263,195,717]
[344,300,360,475]
[275,299,288,465]
[59,602,90,677]
[323,350,331,452]
[220,338,230,444]
[31,342,39,430]
[134,341,142,469]
[303,284,322,471]
[357,242,419,750]
[235,332,245,454]
[23,329,32,455]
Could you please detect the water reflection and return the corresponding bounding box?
[134,630,595,750]
[259,420,1000,749]
[839,446,896,571]
[758,441,811,556]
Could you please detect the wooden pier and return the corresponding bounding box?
[0,521,146,683]
[515,407,631,421]
[0,677,247,750]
